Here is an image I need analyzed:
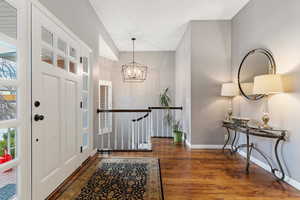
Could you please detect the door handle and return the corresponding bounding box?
[34,114,44,121]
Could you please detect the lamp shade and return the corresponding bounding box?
[253,74,283,95]
[221,83,239,97]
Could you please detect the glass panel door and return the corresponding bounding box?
[0,1,19,199]
[81,56,89,149]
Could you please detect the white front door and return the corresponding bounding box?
[31,6,81,200]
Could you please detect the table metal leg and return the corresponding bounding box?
[231,130,237,154]
[223,128,231,151]
[273,138,285,180]
[246,131,250,173]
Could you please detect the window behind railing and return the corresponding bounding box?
[99,80,112,134]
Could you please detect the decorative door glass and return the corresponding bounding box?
[0,1,19,199]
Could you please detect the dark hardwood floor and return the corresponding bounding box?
[56,138,300,200]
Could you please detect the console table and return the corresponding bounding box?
[222,120,287,180]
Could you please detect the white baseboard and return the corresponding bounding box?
[90,148,97,157]
[238,150,300,191]
[186,143,230,149]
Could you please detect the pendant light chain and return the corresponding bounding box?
[132,38,135,63]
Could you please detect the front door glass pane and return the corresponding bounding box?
[0,128,17,162]
[41,27,53,46]
[0,86,17,121]
[0,166,17,199]
[0,41,17,80]
[57,55,65,69]
[41,48,53,65]
[0,0,17,39]
[57,38,67,54]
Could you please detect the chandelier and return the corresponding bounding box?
[122,38,148,82]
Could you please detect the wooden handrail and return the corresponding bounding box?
[97,109,152,113]
[97,107,183,113]
[132,113,150,122]
[148,106,183,110]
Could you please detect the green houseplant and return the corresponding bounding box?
[159,88,173,125]
[173,120,183,144]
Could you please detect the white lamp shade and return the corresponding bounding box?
[241,82,254,95]
[253,74,283,95]
[221,83,239,97]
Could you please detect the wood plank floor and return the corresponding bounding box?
[56,138,300,200]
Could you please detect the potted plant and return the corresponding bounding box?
[173,120,183,144]
[159,88,173,125]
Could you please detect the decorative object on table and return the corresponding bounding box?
[173,120,183,144]
[238,48,276,101]
[75,158,163,200]
[121,38,148,82]
[246,119,261,128]
[221,83,238,121]
[253,74,283,129]
[159,88,173,125]
[231,117,250,127]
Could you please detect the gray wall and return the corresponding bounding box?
[232,0,300,182]
[38,0,119,148]
[190,21,232,145]
[175,21,231,145]
[99,56,115,81]
[175,25,192,143]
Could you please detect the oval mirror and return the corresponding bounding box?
[238,48,276,101]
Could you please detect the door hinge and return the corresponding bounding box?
[80,101,83,108]
[80,146,83,153]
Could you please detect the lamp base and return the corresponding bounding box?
[261,113,271,129]
[226,108,233,121]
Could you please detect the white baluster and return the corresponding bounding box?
[156,110,158,137]
[141,114,144,148]
[160,110,165,137]
[137,120,140,150]
[151,111,153,137]
[172,110,175,137]
[121,116,124,149]
[132,119,135,149]
[167,110,169,137]
[128,118,131,150]
[101,134,104,150]
[115,115,117,150]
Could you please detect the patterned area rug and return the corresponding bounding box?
[76,158,163,200]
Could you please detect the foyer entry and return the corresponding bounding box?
[31,5,92,200]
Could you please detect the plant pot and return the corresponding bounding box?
[173,131,183,144]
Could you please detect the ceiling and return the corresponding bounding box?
[89,0,250,51]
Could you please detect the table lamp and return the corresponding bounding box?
[221,83,239,121]
[253,74,283,129]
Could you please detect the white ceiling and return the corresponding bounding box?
[90,0,250,51]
